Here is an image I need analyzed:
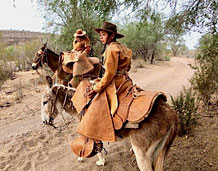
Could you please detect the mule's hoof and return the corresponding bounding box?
[78,157,84,162]
[96,159,105,166]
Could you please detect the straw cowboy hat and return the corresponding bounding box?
[95,21,124,39]
[74,29,86,37]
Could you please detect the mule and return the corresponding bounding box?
[32,44,101,86]
[32,44,72,85]
[40,76,77,124]
[32,44,59,72]
[41,76,178,171]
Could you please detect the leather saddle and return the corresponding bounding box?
[61,51,100,78]
[112,89,167,130]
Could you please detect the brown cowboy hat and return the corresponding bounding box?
[74,29,86,37]
[95,21,124,39]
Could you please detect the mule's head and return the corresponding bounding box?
[41,76,76,125]
[32,44,47,70]
[41,76,58,125]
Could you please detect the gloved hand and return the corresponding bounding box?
[87,89,96,99]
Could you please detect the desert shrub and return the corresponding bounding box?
[171,88,198,136]
[0,38,43,87]
[0,39,42,71]
[0,41,14,87]
[190,33,218,108]
[163,56,170,61]
[158,55,170,61]
[0,62,14,87]
[132,58,146,68]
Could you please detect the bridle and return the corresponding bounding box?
[46,84,77,129]
[34,47,48,72]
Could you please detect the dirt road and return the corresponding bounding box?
[0,57,195,171]
[130,57,194,98]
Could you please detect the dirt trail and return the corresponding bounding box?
[0,57,195,171]
[130,57,194,98]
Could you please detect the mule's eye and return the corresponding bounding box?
[43,101,48,105]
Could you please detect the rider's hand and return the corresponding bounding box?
[87,89,96,99]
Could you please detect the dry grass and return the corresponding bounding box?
[14,80,23,102]
[132,58,146,68]
[0,63,15,88]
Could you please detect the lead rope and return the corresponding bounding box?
[58,86,80,133]
[59,88,70,131]
[50,86,69,129]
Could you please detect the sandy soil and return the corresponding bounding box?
[0,57,217,171]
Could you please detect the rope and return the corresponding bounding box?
[59,88,70,131]
[52,84,77,132]
[131,85,143,98]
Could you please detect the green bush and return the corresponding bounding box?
[171,88,198,136]
[0,39,42,70]
[0,39,43,87]
[190,33,218,108]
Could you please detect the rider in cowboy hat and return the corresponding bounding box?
[71,21,133,165]
[72,29,91,55]
[63,29,100,88]
[76,21,133,141]
[87,21,132,115]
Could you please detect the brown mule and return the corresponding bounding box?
[41,76,178,171]
[32,44,101,86]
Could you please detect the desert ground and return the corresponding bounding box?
[0,57,217,171]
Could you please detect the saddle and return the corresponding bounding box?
[112,89,167,130]
[71,80,92,114]
[61,51,100,77]
[61,51,94,75]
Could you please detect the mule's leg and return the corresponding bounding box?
[96,151,105,166]
[154,151,165,171]
[131,142,153,171]
[78,157,84,162]
[153,104,177,171]
[152,127,171,171]
[154,121,177,171]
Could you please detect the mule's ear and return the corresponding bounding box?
[46,76,53,88]
[52,86,58,94]
[60,52,64,59]
[68,82,73,87]
[41,43,47,51]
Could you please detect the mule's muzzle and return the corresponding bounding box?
[32,63,37,70]
[42,117,54,125]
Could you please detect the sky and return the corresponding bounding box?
[0,0,44,32]
[0,0,202,49]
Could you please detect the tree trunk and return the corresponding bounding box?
[150,51,155,64]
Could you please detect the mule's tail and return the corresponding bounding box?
[154,108,178,171]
